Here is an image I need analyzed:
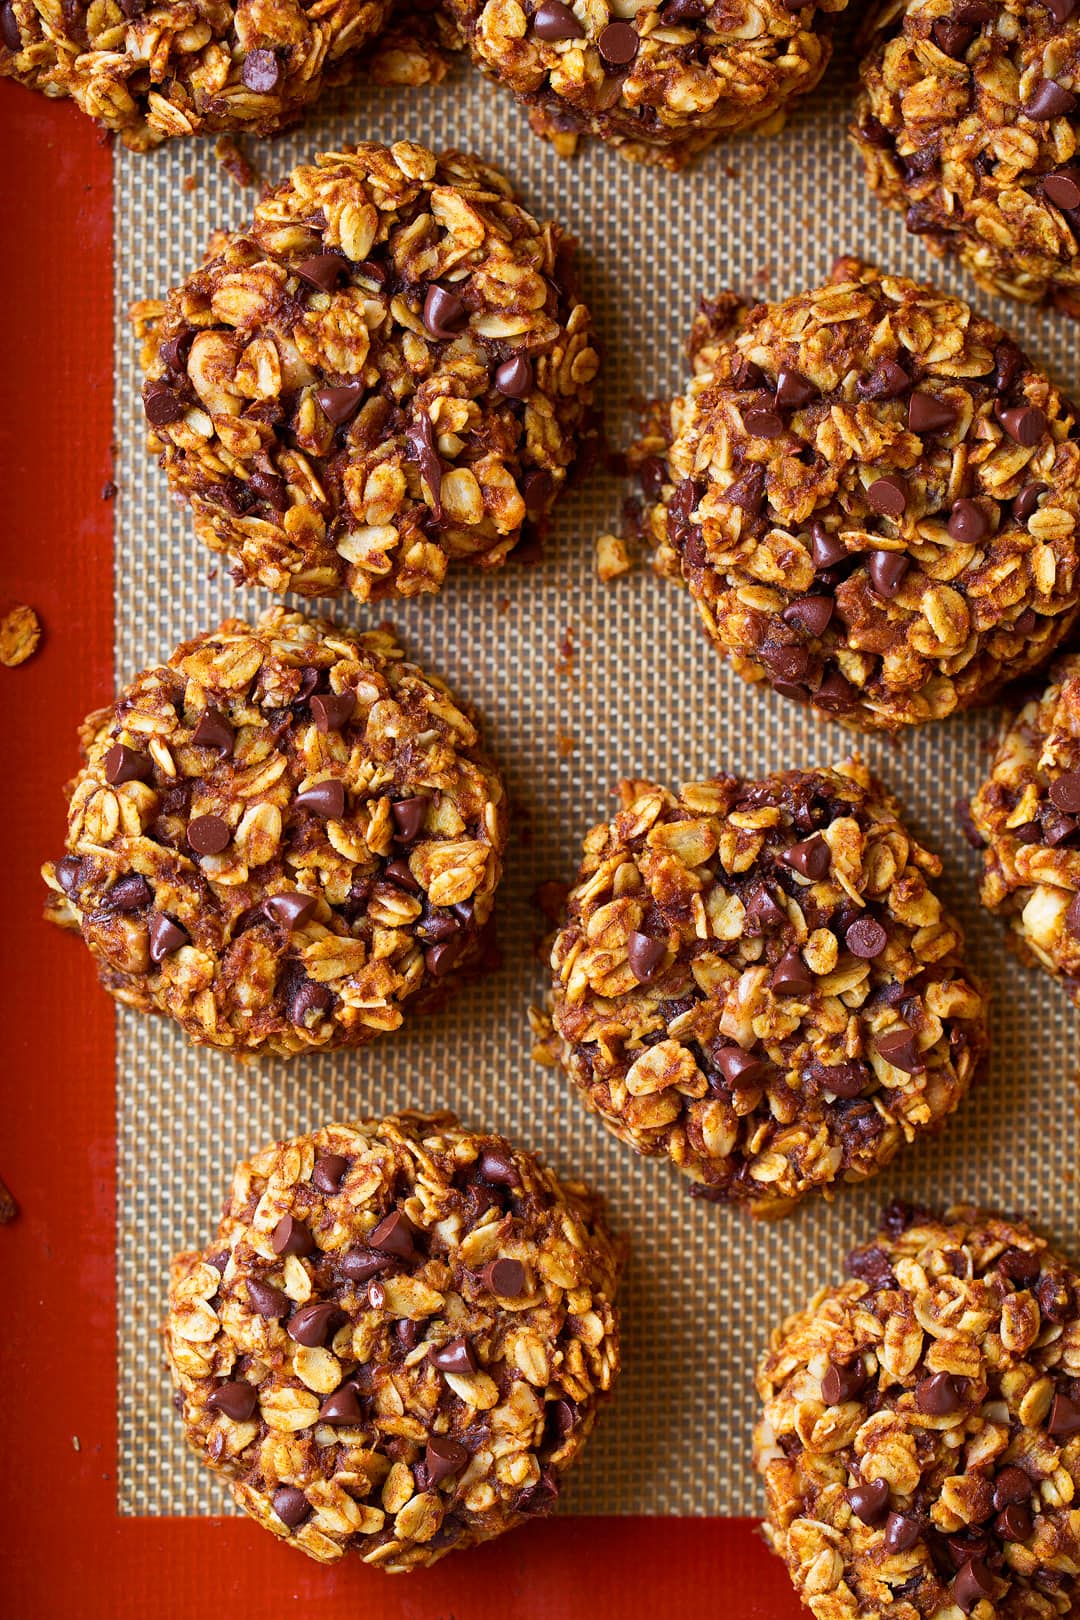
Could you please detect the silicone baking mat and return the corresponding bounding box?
[111,26,1080,1519]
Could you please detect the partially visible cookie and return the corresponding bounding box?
[854,0,1080,312]
[640,258,1080,730]
[42,609,507,1056]
[134,142,598,602]
[440,0,849,168]
[543,762,987,1215]
[969,651,1080,1005]
[755,1204,1080,1618]
[0,0,394,149]
[165,1112,622,1569]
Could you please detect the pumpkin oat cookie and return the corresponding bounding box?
[165,1112,622,1569]
[41,609,507,1056]
[540,762,987,1216]
[636,258,1080,731]
[133,142,598,603]
[755,1204,1080,1617]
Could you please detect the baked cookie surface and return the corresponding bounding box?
[42,609,507,1056]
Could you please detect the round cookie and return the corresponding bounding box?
[440,0,849,168]
[544,764,986,1215]
[135,142,598,602]
[641,258,1080,731]
[854,0,1080,311]
[755,1204,1080,1618]
[969,651,1080,1005]
[165,1111,622,1569]
[0,0,391,150]
[42,609,507,1056]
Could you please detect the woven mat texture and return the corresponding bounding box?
[110,28,1080,1517]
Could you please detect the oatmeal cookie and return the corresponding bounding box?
[41,609,507,1056]
[854,0,1080,312]
[640,258,1080,731]
[165,1111,622,1569]
[439,0,848,168]
[969,650,1080,1006]
[755,1203,1080,1618]
[133,142,598,602]
[0,0,397,149]
[543,762,986,1216]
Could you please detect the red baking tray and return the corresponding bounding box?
[0,81,804,1618]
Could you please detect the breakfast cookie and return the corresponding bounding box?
[638,258,1080,731]
[541,762,987,1216]
[969,650,1080,1006]
[755,1203,1080,1617]
[42,609,507,1056]
[855,0,1080,311]
[165,1111,622,1569]
[133,142,598,602]
[439,0,849,167]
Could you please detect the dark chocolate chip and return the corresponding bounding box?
[160,331,194,373]
[384,859,421,894]
[370,1281,387,1309]
[1013,483,1046,524]
[425,938,465,978]
[866,476,908,519]
[312,1154,347,1194]
[246,1277,288,1318]
[885,1512,921,1552]
[522,468,554,512]
[845,917,887,959]
[296,254,349,292]
[240,47,279,91]
[659,0,704,17]
[724,463,766,515]
[482,1257,527,1297]
[1049,1390,1080,1436]
[848,1476,889,1524]
[494,355,533,398]
[191,709,234,756]
[1050,772,1080,811]
[295,779,346,819]
[810,521,847,570]
[272,1215,315,1259]
[998,1247,1040,1286]
[109,874,150,912]
[908,392,957,434]
[104,743,150,786]
[249,468,287,511]
[272,1485,310,1527]
[714,1046,767,1087]
[56,855,82,895]
[423,284,468,339]
[998,405,1047,445]
[876,1027,921,1073]
[744,407,784,439]
[915,1371,965,1413]
[264,891,317,930]
[187,814,230,856]
[1067,893,1080,937]
[932,18,975,54]
[430,1337,478,1375]
[425,1436,469,1482]
[517,1470,559,1513]
[782,594,834,636]
[148,912,187,962]
[287,978,332,1025]
[1025,79,1077,121]
[1,3,21,49]
[287,1302,339,1347]
[143,380,185,427]
[319,1385,365,1424]
[396,1319,421,1352]
[774,368,818,409]
[771,947,813,997]
[368,1210,419,1262]
[947,498,989,542]
[857,360,910,401]
[813,671,857,713]
[339,1246,389,1283]
[782,834,830,880]
[627,930,666,983]
[1044,170,1080,210]
[953,1559,995,1614]
[993,1466,1033,1510]
[206,1380,258,1421]
[391,796,428,844]
[309,692,355,733]
[598,19,638,64]
[868,550,910,597]
[1042,0,1078,18]
[995,1502,1033,1541]
[822,1359,866,1405]
[478,1146,520,1187]
[315,383,363,426]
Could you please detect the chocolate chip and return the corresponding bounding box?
[420,913,460,944]
[1044,170,1080,212]
[482,1257,527,1297]
[995,1502,1033,1541]
[264,891,317,930]
[848,1476,889,1524]
[885,1512,921,1552]
[517,1470,559,1513]
[660,0,704,16]
[319,1384,365,1425]
[296,254,349,292]
[866,476,909,518]
[598,19,638,64]
[845,917,887,959]
[160,331,194,373]
[339,1246,389,1283]
[272,1214,314,1258]
[315,383,363,426]
[947,498,989,542]
[309,692,355,733]
[191,709,234,756]
[810,522,847,571]
[1043,1273,1079,1322]
[148,912,188,962]
[272,1485,310,1526]
[724,462,766,516]
[249,468,287,511]
[771,947,813,997]
[522,468,554,513]
[1067,893,1080,937]
[143,380,186,427]
[953,1558,995,1614]
[287,1301,339,1348]
[816,1061,868,1098]
[745,884,786,931]
[109,874,150,912]
[916,1371,965,1413]
[494,354,533,398]
[56,855,82,895]
[206,1380,257,1421]
[241,47,279,91]
[425,1436,469,1482]
[730,356,766,389]
[1013,483,1046,524]
[908,391,957,434]
[188,814,230,855]
[932,18,975,54]
[857,360,910,401]
[368,1209,419,1262]
[1,3,21,48]
[876,1027,921,1072]
[782,594,834,637]
[627,930,666,983]
[1025,79,1077,120]
[246,1277,288,1318]
[822,1360,867,1405]
[430,1337,478,1375]
[425,938,465,978]
[774,368,818,409]
[478,1146,520,1187]
[813,671,857,713]
[782,834,830,880]
[867,550,910,597]
[998,1246,1040,1286]
[1049,1391,1080,1435]
[104,743,150,786]
[295,779,345,819]
[992,1466,1033,1511]
[312,1154,347,1194]
[846,1244,896,1290]
[954,0,993,18]
[998,405,1047,445]
[287,978,332,1025]
[368,1278,385,1307]
[1042,0,1078,16]
[396,1319,421,1353]
[1050,772,1080,811]
[744,407,784,439]
[714,1046,767,1087]
[761,644,809,683]
[383,859,421,894]
[423,284,468,339]
[391,796,428,843]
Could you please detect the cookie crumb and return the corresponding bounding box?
[595,532,634,581]
[214,135,258,189]
[0,1174,17,1223]
[0,604,41,667]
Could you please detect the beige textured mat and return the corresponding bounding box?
[112,36,1080,1518]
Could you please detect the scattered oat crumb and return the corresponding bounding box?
[556,626,575,678]
[72,1436,81,1452]
[181,174,199,194]
[0,604,41,667]
[215,135,258,189]
[595,533,634,582]
[557,731,576,757]
[0,1174,17,1223]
